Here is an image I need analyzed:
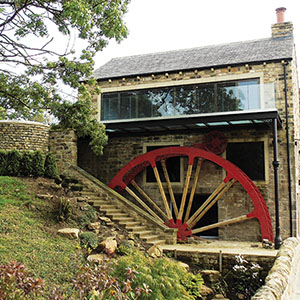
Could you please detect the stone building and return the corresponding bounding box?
[79,8,299,248]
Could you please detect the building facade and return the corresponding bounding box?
[79,8,300,245]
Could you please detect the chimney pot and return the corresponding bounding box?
[276,7,286,23]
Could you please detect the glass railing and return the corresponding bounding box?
[101,81,276,121]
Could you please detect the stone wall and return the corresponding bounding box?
[252,237,300,300]
[0,120,49,152]
[49,130,77,173]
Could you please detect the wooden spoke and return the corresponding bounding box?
[178,163,193,220]
[186,181,226,227]
[153,166,172,220]
[184,159,204,223]
[188,179,237,229]
[161,159,179,218]
[192,215,250,234]
[125,186,164,223]
[131,180,169,222]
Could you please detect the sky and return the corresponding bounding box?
[94,0,300,75]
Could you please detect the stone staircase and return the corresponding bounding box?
[69,166,177,247]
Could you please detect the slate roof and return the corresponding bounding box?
[94,36,294,80]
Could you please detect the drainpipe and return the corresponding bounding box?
[273,118,282,249]
[283,61,293,236]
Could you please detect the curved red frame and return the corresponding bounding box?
[109,146,273,242]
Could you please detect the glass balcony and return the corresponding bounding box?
[101,80,276,121]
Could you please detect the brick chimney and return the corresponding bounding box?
[272,7,293,38]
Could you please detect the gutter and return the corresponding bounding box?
[283,61,293,236]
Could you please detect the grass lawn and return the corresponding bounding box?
[0,176,83,292]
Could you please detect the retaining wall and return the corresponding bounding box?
[0,120,49,152]
[252,237,300,300]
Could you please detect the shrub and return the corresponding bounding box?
[113,250,203,300]
[32,151,45,177]
[57,197,73,222]
[224,254,264,300]
[6,149,21,176]
[44,152,58,179]
[20,151,34,177]
[0,150,7,176]
[79,232,99,250]
[0,261,44,299]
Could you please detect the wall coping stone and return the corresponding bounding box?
[252,237,300,299]
[0,120,49,127]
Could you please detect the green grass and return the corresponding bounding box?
[0,176,83,292]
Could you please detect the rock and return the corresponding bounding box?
[200,285,214,300]
[200,270,222,287]
[88,222,101,231]
[57,228,80,239]
[87,253,108,263]
[128,233,135,240]
[213,294,228,299]
[99,216,112,223]
[177,261,190,271]
[100,239,117,255]
[36,193,53,200]
[147,245,163,258]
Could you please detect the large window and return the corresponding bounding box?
[101,79,260,121]
[226,142,265,181]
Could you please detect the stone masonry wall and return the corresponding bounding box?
[0,120,49,152]
[86,55,299,242]
[252,237,300,300]
[49,130,77,173]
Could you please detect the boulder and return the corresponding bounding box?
[147,245,163,258]
[87,254,108,263]
[200,285,214,300]
[88,222,101,231]
[100,239,117,255]
[57,228,80,239]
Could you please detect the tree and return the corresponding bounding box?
[0,0,129,120]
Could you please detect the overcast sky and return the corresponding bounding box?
[94,0,300,75]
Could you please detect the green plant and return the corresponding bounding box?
[79,232,99,250]
[57,197,73,222]
[113,250,203,300]
[32,151,45,177]
[20,151,34,177]
[117,241,135,256]
[224,254,264,300]
[77,204,96,228]
[44,153,58,179]
[6,149,21,176]
[0,150,7,176]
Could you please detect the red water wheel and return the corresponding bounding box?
[204,131,228,155]
[109,147,273,243]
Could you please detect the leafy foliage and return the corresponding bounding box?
[0,0,129,121]
[224,254,264,300]
[32,151,45,177]
[20,151,34,177]
[44,153,58,179]
[6,150,21,176]
[79,232,99,250]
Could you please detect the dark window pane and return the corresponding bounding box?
[226,142,265,181]
[146,145,180,182]
[175,85,198,115]
[120,91,137,119]
[102,93,119,120]
[198,84,215,113]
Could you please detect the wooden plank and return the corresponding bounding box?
[125,186,164,223]
[186,181,226,227]
[161,159,179,218]
[184,159,203,223]
[178,164,193,220]
[189,179,236,229]
[191,215,249,234]
[131,180,169,222]
[153,166,172,220]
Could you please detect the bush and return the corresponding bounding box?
[20,151,34,176]
[0,261,44,299]
[6,150,21,176]
[113,250,203,300]
[44,152,58,179]
[79,232,99,250]
[0,150,7,176]
[57,197,73,222]
[32,151,45,177]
